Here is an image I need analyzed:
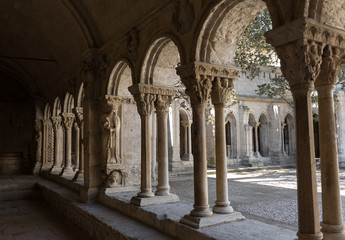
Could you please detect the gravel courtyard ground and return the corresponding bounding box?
[170,167,345,231]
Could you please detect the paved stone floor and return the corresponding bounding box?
[0,198,91,240]
[170,168,345,231]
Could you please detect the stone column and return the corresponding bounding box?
[266,28,324,239]
[73,107,84,181]
[155,95,173,196]
[253,122,261,158]
[246,124,254,158]
[50,116,63,173]
[211,76,236,214]
[187,120,193,160]
[129,84,156,199]
[315,45,345,240]
[61,113,75,175]
[73,122,80,171]
[177,64,213,219]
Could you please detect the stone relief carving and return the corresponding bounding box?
[155,95,173,117]
[100,103,121,164]
[176,62,238,105]
[129,84,177,116]
[62,113,75,130]
[172,0,195,34]
[127,28,139,61]
[105,170,124,188]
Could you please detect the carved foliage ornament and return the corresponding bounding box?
[51,116,62,131]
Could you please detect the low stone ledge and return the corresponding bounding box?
[181,212,245,229]
[41,170,83,193]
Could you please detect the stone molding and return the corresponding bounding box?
[62,113,75,130]
[105,95,135,106]
[265,18,345,50]
[176,62,238,105]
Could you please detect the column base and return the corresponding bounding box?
[213,204,233,214]
[180,211,245,229]
[297,231,323,240]
[80,187,99,203]
[130,194,179,207]
[321,222,345,240]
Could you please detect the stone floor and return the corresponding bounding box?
[0,195,91,240]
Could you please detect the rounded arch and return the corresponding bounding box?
[44,103,51,120]
[77,82,84,107]
[52,97,62,117]
[225,111,237,159]
[194,0,266,65]
[107,59,134,97]
[140,35,183,87]
[63,92,75,113]
[258,113,269,157]
[283,113,295,156]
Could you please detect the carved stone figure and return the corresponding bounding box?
[105,170,123,188]
[101,105,121,164]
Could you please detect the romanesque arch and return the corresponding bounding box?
[225,112,237,159]
[258,113,269,157]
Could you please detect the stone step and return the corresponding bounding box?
[37,180,173,240]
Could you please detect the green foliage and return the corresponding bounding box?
[234,10,276,79]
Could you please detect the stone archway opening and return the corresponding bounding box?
[258,114,269,157]
[225,112,237,159]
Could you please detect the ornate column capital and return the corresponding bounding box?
[176,62,238,106]
[62,113,75,130]
[51,116,62,131]
[265,19,328,89]
[155,95,173,118]
[316,45,345,88]
[129,84,176,116]
[211,77,235,105]
[74,107,84,126]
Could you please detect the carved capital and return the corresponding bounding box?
[176,62,238,105]
[211,77,235,105]
[275,40,324,88]
[316,45,345,87]
[62,113,75,130]
[74,107,84,126]
[105,95,135,106]
[129,84,176,116]
[155,95,173,117]
[51,116,62,131]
